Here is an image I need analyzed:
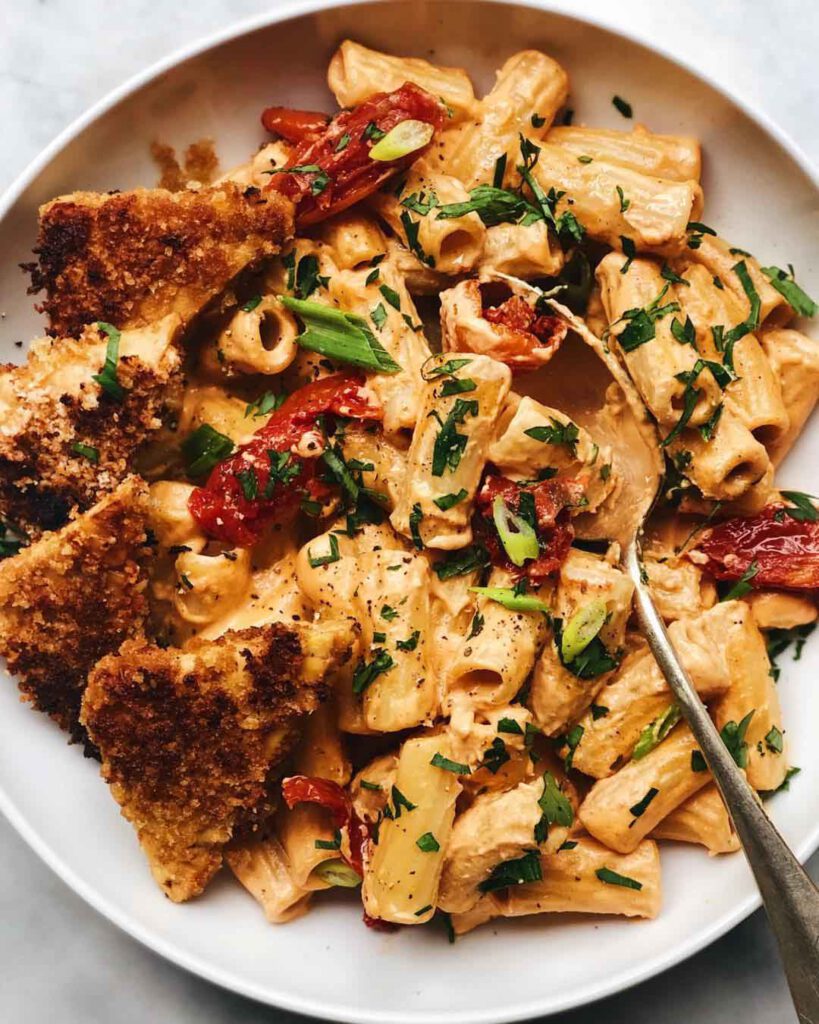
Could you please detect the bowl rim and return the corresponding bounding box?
[1,1,818,1021]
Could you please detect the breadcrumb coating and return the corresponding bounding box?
[81,622,352,902]
[0,476,150,745]
[25,182,294,337]
[0,315,183,537]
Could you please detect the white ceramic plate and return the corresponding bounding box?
[1,2,818,1021]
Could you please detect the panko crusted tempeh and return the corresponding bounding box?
[81,621,352,902]
[0,476,151,745]
[0,315,182,536]
[26,182,294,337]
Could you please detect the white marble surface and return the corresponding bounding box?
[1,1,818,1022]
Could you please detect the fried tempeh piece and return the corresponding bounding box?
[27,182,294,337]
[0,476,150,744]
[81,621,351,903]
[0,315,182,536]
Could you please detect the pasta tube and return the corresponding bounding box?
[527,146,702,254]
[317,210,387,270]
[597,253,721,427]
[445,568,550,710]
[437,50,568,188]
[712,610,788,791]
[438,777,571,914]
[547,124,701,182]
[643,555,716,622]
[362,733,461,924]
[687,234,792,329]
[215,295,300,376]
[390,353,511,549]
[492,836,662,920]
[745,591,817,631]
[578,725,711,853]
[327,259,432,433]
[327,40,478,121]
[489,395,617,514]
[651,785,739,855]
[371,161,485,274]
[529,550,633,735]
[759,328,819,466]
[570,602,746,779]
[676,263,789,450]
[226,836,311,923]
[478,220,565,279]
[354,548,438,732]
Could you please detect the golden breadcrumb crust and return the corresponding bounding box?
[81,623,350,902]
[0,476,150,745]
[26,182,294,337]
[0,318,183,537]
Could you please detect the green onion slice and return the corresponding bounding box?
[312,860,361,888]
[560,599,608,663]
[492,494,539,566]
[369,120,435,162]
[469,586,550,613]
[281,296,401,374]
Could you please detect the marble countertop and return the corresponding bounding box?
[1,2,818,1022]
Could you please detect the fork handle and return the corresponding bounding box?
[625,540,819,1023]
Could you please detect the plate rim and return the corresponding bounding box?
[1,1,817,1021]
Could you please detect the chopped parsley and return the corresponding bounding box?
[466,611,485,640]
[307,534,340,568]
[245,391,286,418]
[779,490,818,522]
[352,649,395,694]
[181,424,235,478]
[479,850,542,892]
[380,604,398,621]
[721,561,759,601]
[497,717,524,735]
[615,284,681,352]
[620,236,636,274]
[629,787,659,819]
[661,264,690,287]
[616,185,630,213]
[434,489,468,511]
[765,725,784,754]
[432,544,490,580]
[524,417,580,456]
[236,466,258,500]
[480,737,511,774]
[760,265,818,318]
[430,752,471,775]
[371,302,388,331]
[396,630,421,652]
[612,95,633,118]
[409,502,424,549]
[92,322,126,401]
[670,315,696,347]
[720,710,755,768]
[534,771,574,842]
[416,832,440,853]
[379,283,401,310]
[241,294,262,312]
[563,723,584,771]
[596,867,642,890]
[430,398,479,476]
[766,623,815,681]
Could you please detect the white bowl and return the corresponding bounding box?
[1,2,817,1021]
